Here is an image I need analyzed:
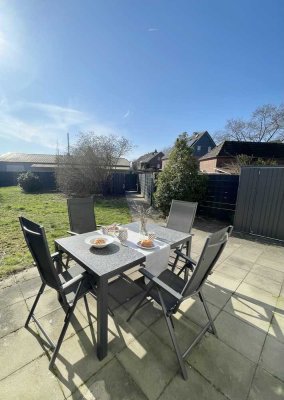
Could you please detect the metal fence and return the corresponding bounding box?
[138,172,155,204]
[198,174,239,222]
[234,167,284,241]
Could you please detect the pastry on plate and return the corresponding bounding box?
[140,239,154,248]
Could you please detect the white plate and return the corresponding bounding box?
[85,234,114,248]
[136,241,159,250]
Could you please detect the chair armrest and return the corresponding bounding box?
[61,273,85,291]
[139,268,183,301]
[51,251,60,260]
[174,249,197,266]
[67,230,78,236]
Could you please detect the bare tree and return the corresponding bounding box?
[226,154,277,174]
[217,104,284,143]
[56,133,133,196]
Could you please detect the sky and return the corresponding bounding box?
[0,0,283,160]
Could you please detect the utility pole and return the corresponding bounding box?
[67,132,70,155]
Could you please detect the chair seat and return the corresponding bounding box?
[59,265,96,305]
[148,269,186,312]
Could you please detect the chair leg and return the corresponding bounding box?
[49,281,83,370]
[199,291,217,337]
[127,288,152,323]
[49,305,75,369]
[157,289,188,380]
[25,283,46,327]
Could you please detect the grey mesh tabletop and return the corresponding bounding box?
[55,231,146,278]
[55,222,190,278]
[124,222,191,248]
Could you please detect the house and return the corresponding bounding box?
[199,141,284,173]
[134,150,164,171]
[162,131,216,169]
[0,153,131,173]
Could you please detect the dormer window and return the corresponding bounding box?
[197,146,201,151]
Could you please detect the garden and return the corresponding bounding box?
[0,186,131,277]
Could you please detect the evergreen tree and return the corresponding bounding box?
[154,133,207,215]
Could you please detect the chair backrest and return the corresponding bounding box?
[19,216,61,291]
[67,197,97,234]
[182,226,233,298]
[166,200,197,233]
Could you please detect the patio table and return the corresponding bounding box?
[54,221,191,360]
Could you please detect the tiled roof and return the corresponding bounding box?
[199,141,284,160]
[0,153,57,163]
[135,151,164,163]
[0,153,130,167]
[187,131,208,147]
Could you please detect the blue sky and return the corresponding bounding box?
[0,0,283,160]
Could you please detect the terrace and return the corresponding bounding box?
[0,215,283,400]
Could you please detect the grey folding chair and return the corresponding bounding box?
[166,200,198,276]
[67,197,97,235]
[127,225,233,380]
[19,216,97,370]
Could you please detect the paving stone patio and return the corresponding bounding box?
[0,219,284,399]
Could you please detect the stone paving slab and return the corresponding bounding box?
[159,365,228,400]
[259,335,284,382]
[214,310,267,363]
[0,300,29,338]
[117,329,178,400]
[0,355,65,400]
[247,366,284,400]
[71,358,147,400]
[0,212,284,400]
[0,324,45,380]
[188,334,256,400]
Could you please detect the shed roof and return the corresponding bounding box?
[199,141,284,160]
[0,153,130,167]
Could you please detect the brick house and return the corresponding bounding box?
[199,141,284,173]
[133,150,164,171]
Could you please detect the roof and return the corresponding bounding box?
[0,153,130,167]
[135,151,164,164]
[162,131,213,160]
[0,153,57,164]
[199,141,284,161]
[187,131,209,147]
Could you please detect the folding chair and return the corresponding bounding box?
[166,200,198,276]
[19,216,97,370]
[67,197,97,235]
[127,225,233,380]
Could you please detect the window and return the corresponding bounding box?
[157,157,160,161]
[157,163,160,169]
[197,146,201,151]
[208,146,211,152]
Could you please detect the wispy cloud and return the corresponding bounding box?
[123,110,130,118]
[147,28,159,32]
[0,99,119,150]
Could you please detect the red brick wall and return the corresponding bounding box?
[199,158,217,172]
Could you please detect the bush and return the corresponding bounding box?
[154,133,208,216]
[17,172,42,193]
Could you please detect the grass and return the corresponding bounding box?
[0,186,132,278]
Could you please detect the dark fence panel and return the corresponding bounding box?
[0,171,56,190]
[198,174,239,222]
[138,172,155,204]
[234,167,284,241]
[125,173,138,191]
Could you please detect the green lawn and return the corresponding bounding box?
[0,186,132,278]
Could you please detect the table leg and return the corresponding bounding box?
[184,237,192,281]
[97,276,109,360]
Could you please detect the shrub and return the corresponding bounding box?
[154,133,208,216]
[17,172,42,193]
